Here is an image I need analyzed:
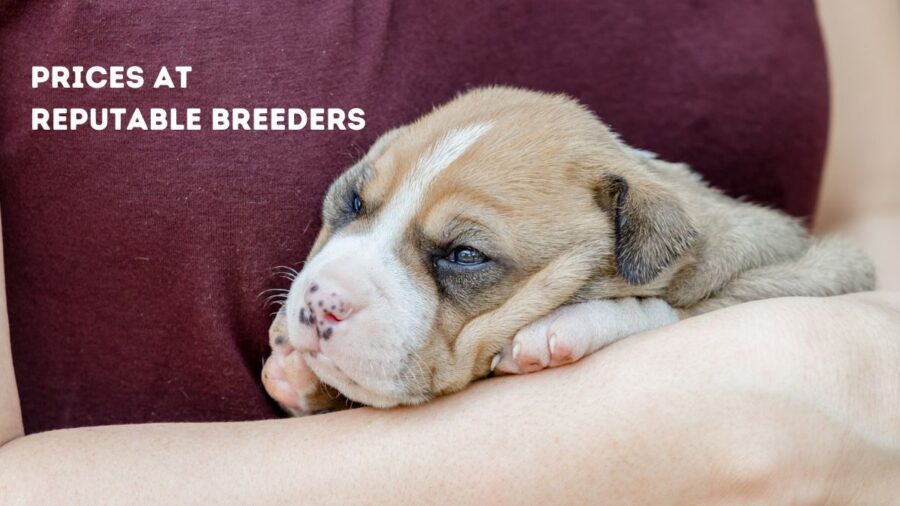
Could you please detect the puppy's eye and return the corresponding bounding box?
[448,246,487,266]
[349,191,363,215]
[432,244,501,296]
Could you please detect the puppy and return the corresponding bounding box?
[261,87,874,415]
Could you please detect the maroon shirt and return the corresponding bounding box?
[0,1,829,433]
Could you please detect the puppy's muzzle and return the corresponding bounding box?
[297,280,357,349]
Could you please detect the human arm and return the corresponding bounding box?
[2,289,899,504]
[815,0,900,289]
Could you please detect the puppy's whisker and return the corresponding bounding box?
[258,288,290,297]
[273,272,297,283]
[263,296,288,309]
[271,265,300,277]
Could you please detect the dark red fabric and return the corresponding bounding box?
[0,1,829,433]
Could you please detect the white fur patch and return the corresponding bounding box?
[284,122,493,405]
[414,123,493,185]
[380,122,493,241]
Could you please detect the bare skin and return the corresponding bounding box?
[815,0,900,287]
[2,1,899,503]
[1,292,900,505]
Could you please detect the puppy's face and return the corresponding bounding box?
[276,88,693,407]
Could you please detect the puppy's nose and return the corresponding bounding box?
[301,282,355,339]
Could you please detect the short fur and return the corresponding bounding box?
[262,87,874,414]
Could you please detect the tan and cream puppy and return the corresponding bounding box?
[261,86,874,415]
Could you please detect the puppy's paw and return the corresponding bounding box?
[494,302,599,374]
[493,298,678,375]
[262,310,348,416]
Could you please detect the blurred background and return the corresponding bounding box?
[815,0,900,290]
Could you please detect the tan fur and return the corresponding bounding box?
[267,86,875,412]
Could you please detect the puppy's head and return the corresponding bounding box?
[275,87,694,407]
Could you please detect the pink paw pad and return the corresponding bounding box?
[262,308,322,415]
[512,342,547,372]
[548,334,575,365]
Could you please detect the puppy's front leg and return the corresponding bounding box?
[493,298,677,374]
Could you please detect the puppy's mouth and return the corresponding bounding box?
[302,351,412,408]
[301,351,432,408]
[302,351,359,388]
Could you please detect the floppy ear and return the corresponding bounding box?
[603,174,696,284]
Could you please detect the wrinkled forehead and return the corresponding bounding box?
[362,123,589,243]
[364,122,494,221]
[344,89,617,252]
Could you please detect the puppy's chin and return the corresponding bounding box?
[303,352,431,408]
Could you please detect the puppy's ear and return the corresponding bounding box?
[601,173,696,284]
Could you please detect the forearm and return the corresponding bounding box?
[814,0,900,290]
[0,364,726,505]
[816,211,900,290]
[2,294,899,505]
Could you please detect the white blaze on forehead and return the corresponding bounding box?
[412,122,494,191]
[377,122,493,239]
